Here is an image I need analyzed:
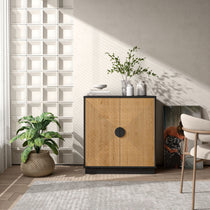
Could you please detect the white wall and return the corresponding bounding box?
[73,0,210,164]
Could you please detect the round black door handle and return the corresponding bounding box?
[115,127,125,137]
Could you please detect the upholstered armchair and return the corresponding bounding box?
[180,114,210,210]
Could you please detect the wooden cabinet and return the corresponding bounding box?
[84,96,156,173]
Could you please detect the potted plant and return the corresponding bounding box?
[106,46,156,95]
[10,112,64,177]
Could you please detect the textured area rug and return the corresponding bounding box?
[13,180,210,210]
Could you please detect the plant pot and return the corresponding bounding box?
[20,150,55,177]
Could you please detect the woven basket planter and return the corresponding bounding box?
[21,151,55,177]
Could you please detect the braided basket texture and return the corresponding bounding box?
[21,151,55,177]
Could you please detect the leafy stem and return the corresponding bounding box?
[106,46,157,81]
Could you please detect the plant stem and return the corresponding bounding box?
[35,146,40,153]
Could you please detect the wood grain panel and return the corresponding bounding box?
[120,98,155,167]
[85,98,120,166]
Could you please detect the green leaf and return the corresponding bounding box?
[22,140,34,147]
[18,116,34,123]
[18,116,35,126]
[21,147,33,163]
[40,112,54,121]
[34,137,44,147]
[41,120,51,131]
[35,116,40,122]
[10,133,25,143]
[41,131,64,141]
[18,120,33,127]
[19,133,26,140]
[33,123,42,131]
[28,140,35,147]
[22,141,28,147]
[25,128,37,140]
[16,126,31,135]
[45,142,58,155]
[44,139,59,149]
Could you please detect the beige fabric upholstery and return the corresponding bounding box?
[190,144,210,160]
[181,114,210,142]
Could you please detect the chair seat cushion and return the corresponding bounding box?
[190,144,210,160]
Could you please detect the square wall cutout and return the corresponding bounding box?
[59,41,73,55]
[28,26,42,39]
[27,10,42,24]
[59,0,73,8]
[11,41,26,55]
[59,103,73,116]
[28,41,42,55]
[28,103,42,116]
[43,57,57,71]
[11,73,26,86]
[11,103,26,116]
[43,0,57,8]
[58,57,73,71]
[11,25,26,40]
[59,119,73,132]
[59,9,73,24]
[27,73,41,86]
[43,41,57,55]
[11,0,26,8]
[43,10,57,24]
[11,88,25,101]
[28,0,42,8]
[59,88,73,102]
[28,88,41,101]
[61,135,73,148]
[43,73,57,86]
[11,56,26,71]
[11,10,26,24]
[59,73,73,86]
[43,88,57,102]
[43,26,57,39]
[27,57,42,70]
[43,104,57,115]
[59,26,73,39]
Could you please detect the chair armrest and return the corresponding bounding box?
[182,127,210,134]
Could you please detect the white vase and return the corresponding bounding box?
[137,81,146,96]
[126,81,134,96]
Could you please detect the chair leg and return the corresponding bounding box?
[180,137,187,193]
[192,133,198,210]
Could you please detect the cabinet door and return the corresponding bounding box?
[120,98,155,167]
[85,98,120,166]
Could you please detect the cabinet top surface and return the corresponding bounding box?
[84,95,156,98]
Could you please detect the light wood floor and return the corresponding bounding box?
[1,165,210,210]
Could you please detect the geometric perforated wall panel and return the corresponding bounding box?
[10,0,74,164]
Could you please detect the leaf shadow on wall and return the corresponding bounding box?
[144,71,193,106]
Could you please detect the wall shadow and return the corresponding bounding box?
[72,132,84,164]
[73,0,210,164]
[74,0,210,87]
